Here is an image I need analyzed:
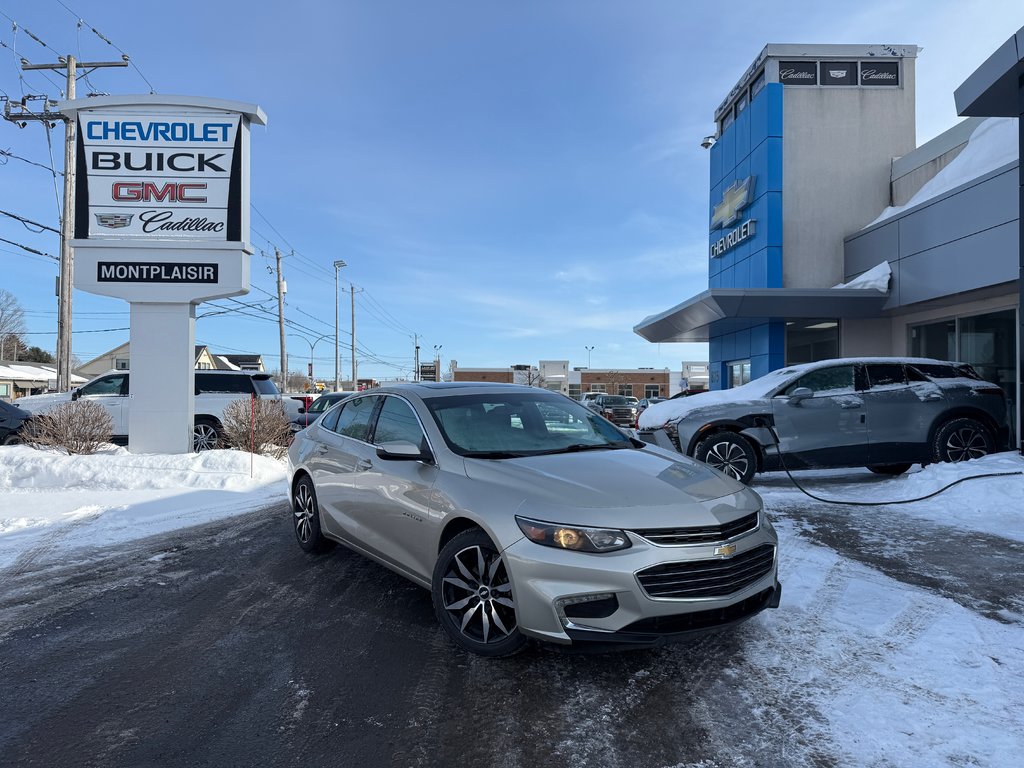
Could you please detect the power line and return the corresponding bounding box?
[0,207,59,233]
[0,235,57,260]
[54,0,156,93]
[0,147,60,174]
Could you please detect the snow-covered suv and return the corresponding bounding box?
[16,370,283,451]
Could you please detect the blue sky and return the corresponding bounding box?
[1,0,1022,381]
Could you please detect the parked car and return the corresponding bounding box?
[16,370,284,451]
[0,400,31,445]
[582,394,639,427]
[291,391,354,430]
[635,397,666,425]
[638,357,1010,485]
[288,383,780,656]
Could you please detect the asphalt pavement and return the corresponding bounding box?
[0,492,1020,767]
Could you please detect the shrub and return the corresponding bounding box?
[21,400,113,455]
[222,397,291,458]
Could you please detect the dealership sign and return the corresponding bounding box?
[76,112,241,242]
[710,176,756,258]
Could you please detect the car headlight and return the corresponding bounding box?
[515,516,631,552]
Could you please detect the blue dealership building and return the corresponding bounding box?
[635,42,1019,442]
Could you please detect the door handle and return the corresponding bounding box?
[357,459,373,471]
[924,393,942,401]
[316,445,328,454]
[840,400,862,409]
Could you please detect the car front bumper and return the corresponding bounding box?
[501,520,780,646]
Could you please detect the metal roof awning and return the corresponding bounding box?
[13,380,39,388]
[633,287,891,343]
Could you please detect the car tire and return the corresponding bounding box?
[933,417,994,463]
[432,529,527,658]
[193,418,222,452]
[292,474,336,554]
[694,431,757,485]
[866,463,913,476]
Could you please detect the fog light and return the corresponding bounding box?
[555,593,618,627]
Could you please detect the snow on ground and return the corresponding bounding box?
[0,444,287,569]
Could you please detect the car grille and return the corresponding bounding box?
[630,511,759,546]
[605,407,634,421]
[636,543,776,599]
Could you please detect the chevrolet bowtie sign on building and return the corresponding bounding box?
[60,95,267,454]
[710,175,756,258]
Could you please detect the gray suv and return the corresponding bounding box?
[638,358,1009,484]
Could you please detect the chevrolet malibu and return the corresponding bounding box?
[287,383,780,656]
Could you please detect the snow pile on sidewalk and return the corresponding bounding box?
[0,445,288,569]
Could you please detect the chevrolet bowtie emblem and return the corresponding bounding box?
[714,543,737,558]
[711,176,754,230]
[95,213,134,229]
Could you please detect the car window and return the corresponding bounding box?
[429,393,629,456]
[251,376,279,395]
[373,396,426,447]
[196,373,254,394]
[783,365,854,396]
[307,396,334,414]
[80,374,127,396]
[334,395,380,441]
[865,364,906,388]
[320,403,343,432]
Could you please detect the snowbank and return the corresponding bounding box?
[0,445,288,569]
[869,117,1018,226]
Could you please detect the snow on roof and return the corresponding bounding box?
[0,362,87,384]
[832,261,891,290]
[868,116,1018,226]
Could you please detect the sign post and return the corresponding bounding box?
[58,95,266,454]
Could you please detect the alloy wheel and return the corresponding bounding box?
[193,423,219,451]
[440,545,517,645]
[705,440,750,481]
[294,482,315,544]
[945,427,989,462]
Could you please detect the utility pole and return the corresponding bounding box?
[333,260,346,391]
[433,344,442,383]
[275,249,287,391]
[413,334,420,381]
[350,284,357,389]
[7,55,128,391]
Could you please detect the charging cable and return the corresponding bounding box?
[765,425,1022,506]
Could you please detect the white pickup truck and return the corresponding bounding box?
[16,369,288,451]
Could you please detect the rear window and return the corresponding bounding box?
[599,396,630,406]
[910,363,982,381]
[196,374,255,394]
[252,376,280,395]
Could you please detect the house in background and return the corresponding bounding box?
[0,361,86,401]
[76,343,261,378]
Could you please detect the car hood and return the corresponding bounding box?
[13,392,71,413]
[462,446,760,528]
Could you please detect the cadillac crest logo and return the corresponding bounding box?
[95,213,134,229]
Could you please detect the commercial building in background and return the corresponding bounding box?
[634,41,1019,441]
[451,361,679,399]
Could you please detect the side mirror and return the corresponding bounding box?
[376,440,433,463]
[787,387,813,405]
[71,389,81,400]
[298,407,306,414]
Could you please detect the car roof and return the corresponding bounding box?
[362,382,566,399]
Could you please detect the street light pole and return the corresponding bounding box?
[585,345,595,368]
[333,260,346,391]
[288,333,333,390]
[433,344,442,382]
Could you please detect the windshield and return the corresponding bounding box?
[427,393,634,458]
[598,395,630,406]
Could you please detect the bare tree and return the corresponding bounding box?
[519,368,546,388]
[0,289,26,360]
[221,397,292,459]
[21,400,113,455]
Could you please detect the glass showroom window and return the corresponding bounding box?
[567,384,581,399]
[786,319,839,364]
[728,361,751,388]
[910,308,1018,442]
[645,384,661,398]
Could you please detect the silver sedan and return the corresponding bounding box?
[287,383,780,656]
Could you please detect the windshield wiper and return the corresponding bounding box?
[461,450,530,459]
[536,442,632,455]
